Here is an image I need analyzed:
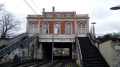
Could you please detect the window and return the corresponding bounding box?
[30,23,37,28]
[78,23,85,29]
[54,23,60,34]
[66,23,72,34]
[43,23,48,34]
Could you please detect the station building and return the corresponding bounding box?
[26,7,89,60]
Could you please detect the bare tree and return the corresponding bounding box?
[0,11,21,38]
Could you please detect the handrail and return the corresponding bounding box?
[0,34,38,58]
[88,33,101,44]
[88,33,96,42]
[0,40,22,58]
[21,34,38,46]
[76,36,83,67]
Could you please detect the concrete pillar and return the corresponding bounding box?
[26,20,29,33]
[38,20,40,34]
[36,43,43,59]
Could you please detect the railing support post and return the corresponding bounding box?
[52,34,54,62]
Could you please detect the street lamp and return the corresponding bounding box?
[91,22,96,38]
[110,5,120,37]
[110,5,120,10]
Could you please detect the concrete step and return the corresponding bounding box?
[83,64,109,67]
[78,37,109,67]
[83,62,108,66]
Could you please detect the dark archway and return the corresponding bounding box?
[42,42,73,60]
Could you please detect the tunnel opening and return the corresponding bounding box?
[42,42,72,60]
[42,42,52,60]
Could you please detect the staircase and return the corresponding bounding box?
[78,37,109,67]
[0,33,27,49]
[0,34,37,58]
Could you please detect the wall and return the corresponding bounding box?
[0,33,27,47]
[99,41,112,67]
[3,37,42,62]
[27,19,89,35]
[40,20,75,34]
[96,40,120,67]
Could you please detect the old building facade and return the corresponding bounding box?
[26,7,89,40]
[26,7,89,59]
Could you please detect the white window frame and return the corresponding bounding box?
[66,23,72,34]
[30,23,37,28]
[54,23,60,34]
[43,23,49,34]
[78,23,86,34]
[78,23,85,29]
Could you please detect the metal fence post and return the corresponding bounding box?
[52,34,54,62]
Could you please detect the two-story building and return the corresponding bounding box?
[26,7,89,60]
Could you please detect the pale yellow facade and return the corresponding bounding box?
[95,40,120,67]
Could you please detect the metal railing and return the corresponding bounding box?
[21,34,38,46]
[88,33,101,45]
[88,33,96,42]
[0,33,27,47]
[76,36,83,67]
[0,34,38,58]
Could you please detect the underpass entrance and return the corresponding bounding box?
[42,42,73,60]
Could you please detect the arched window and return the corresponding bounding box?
[66,23,72,34]
[78,23,85,29]
[43,23,48,34]
[30,23,37,28]
[54,23,60,34]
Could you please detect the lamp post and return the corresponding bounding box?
[110,5,120,10]
[91,22,96,38]
[110,5,120,37]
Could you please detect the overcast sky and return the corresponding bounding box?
[0,0,120,35]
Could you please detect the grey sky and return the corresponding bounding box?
[0,0,120,35]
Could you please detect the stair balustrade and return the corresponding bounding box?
[76,36,83,67]
[0,34,37,58]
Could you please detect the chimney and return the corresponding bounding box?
[43,8,45,12]
[52,6,55,12]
